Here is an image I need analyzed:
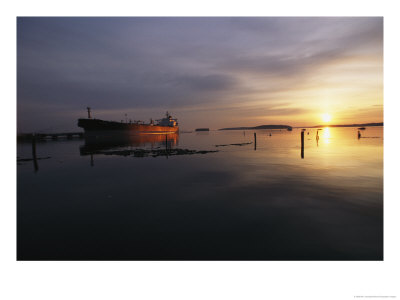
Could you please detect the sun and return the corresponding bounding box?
[322,113,332,123]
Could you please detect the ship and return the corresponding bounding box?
[78,108,179,134]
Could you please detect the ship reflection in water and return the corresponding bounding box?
[80,132,179,156]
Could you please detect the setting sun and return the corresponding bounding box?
[322,113,332,123]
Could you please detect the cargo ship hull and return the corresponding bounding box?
[78,118,179,133]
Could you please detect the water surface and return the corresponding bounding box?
[17,127,383,260]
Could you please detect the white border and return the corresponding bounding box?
[2,1,399,299]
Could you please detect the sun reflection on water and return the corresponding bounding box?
[322,127,331,143]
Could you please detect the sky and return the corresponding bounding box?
[17,17,383,132]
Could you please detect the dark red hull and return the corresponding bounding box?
[78,118,179,133]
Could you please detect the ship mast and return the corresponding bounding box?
[87,107,91,119]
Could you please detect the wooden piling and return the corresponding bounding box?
[301,131,304,159]
[32,135,37,157]
[254,132,257,150]
[358,131,361,139]
[32,135,38,172]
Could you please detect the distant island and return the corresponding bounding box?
[310,122,383,128]
[219,125,292,130]
[218,122,383,131]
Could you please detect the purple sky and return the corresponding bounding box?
[17,17,383,132]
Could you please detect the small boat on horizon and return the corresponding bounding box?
[358,127,366,130]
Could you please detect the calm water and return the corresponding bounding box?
[17,127,383,260]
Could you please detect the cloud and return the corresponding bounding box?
[172,74,238,91]
[17,17,383,131]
